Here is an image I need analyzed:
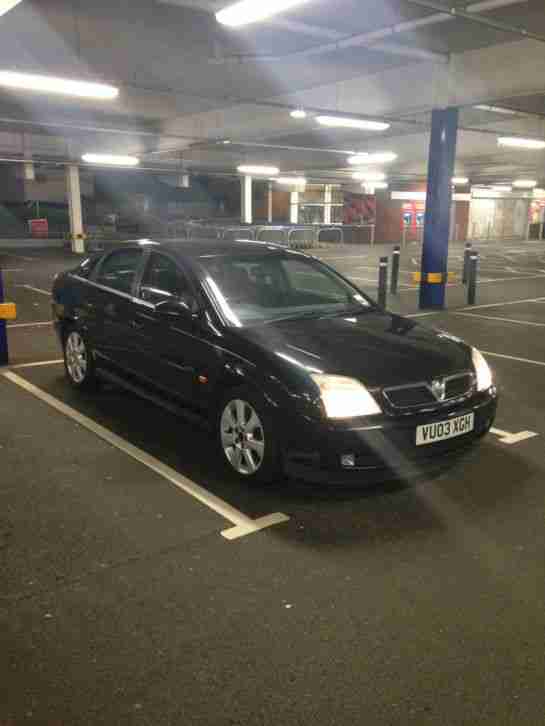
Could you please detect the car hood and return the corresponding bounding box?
[233,310,472,388]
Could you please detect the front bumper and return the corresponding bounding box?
[283,387,498,485]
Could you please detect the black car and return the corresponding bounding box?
[52,239,498,484]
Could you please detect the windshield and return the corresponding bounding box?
[198,252,372,326]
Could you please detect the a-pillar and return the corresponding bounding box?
[419,108,459,309]
[290,191,299,224]
[324,184,332,225]
[66,164,85,254]
[241,175,253,224]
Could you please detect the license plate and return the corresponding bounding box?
[416,413,474,446]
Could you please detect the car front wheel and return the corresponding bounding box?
[218,389,280,484]
[64,328,97,390]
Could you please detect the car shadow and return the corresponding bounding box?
[24,369,539,550]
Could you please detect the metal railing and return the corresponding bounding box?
[164,222,377,249]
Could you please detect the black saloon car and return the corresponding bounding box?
[52,239,498,484]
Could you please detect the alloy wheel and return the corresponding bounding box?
[220,398,265,475]
[65,331,88,384]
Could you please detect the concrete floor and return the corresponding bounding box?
[2,239,545,725]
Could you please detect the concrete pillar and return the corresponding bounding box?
[290,191,299,224]
[0,268,8,366]
[241,175,253,224]
[267,182,273,224]
[419,108,459,309]
[66,164,85,254]
[324,184,332,225]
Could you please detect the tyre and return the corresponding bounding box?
[63,327,97,390]
[217,387,280,484]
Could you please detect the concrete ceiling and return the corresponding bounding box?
[0,0,544,186]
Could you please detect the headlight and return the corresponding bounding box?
[311,374,382,418]
[472,347,493,391]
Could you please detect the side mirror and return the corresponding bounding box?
[155,295,199,318]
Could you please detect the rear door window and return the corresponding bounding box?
[95,249,143,295]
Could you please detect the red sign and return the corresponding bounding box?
[29,218,49,238]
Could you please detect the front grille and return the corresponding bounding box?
[383,372,475,412]
[445,373,474,399]
[383,385,436,408]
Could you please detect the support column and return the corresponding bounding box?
[241,175,253,224]
[66,164,85,254]
[267,182,273,224]
[419,108,459,309]
[290,191,299,224]
[0,267,8,366]
[324,184,332,225]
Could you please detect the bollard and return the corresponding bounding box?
[0,266,7,366]
[467,252,479,306]
[378,256,388,308]
[462,242,472,285]
[390,245,401,295]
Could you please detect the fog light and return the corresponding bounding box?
[341,453,356,468]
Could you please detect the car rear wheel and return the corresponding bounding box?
[218,389,280,484]
[64,328,97,390]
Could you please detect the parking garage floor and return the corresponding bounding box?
[2,240,545,725]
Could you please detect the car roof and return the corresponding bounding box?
[116,237,297,261]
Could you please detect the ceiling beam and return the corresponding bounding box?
[404,0,545,44]
[159,0,448,64]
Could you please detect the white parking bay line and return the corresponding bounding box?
[8,321,53,329]
[17,284,52,296]
[490,427,539,445]
[454,312,545,327]
[482,350,545,367]
[9,359,64,369]
[460,296,545,311]
[2,371,289,540]
[3,253,34,262]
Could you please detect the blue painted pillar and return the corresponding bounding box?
[419,107,459,309]
[0,266,7,366]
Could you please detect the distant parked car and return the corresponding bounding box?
[52,239,497,484]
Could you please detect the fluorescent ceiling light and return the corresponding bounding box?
[498,137,545,150]
[452,177,469,185]
[348,152,397,165]
[316,116,390,131]
[0,0,23,18]
[513,179,537,188]
[363,181,388,190]
[352,171,386,182]
[237,165,279,175]
[82,154,139,167]
[492,185,512,192]
[216,0,311,27]
[474,104,517,115]
[290,109,307,119]
[0,71,119,99]
[276,177,307,185]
